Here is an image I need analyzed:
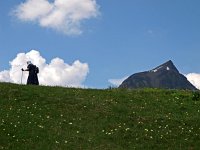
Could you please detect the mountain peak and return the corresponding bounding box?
[150,60,179,73]
[119,60,197,90]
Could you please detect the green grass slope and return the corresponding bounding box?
[0,82,200,150]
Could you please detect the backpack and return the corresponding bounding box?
[34,65,39,74]
[36,67,39,74]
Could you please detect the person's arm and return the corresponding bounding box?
[22,64,31,71]
[21,68,29,71]
[22,65,30,71]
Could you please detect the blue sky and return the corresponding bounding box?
[1,0,200,88]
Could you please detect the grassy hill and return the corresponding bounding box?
[0,82,200,150]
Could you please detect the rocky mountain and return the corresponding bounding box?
[119,60,197,90]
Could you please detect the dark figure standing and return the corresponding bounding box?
[22,61,39,85]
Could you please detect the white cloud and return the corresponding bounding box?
[0,70,11,82]
[13,0,100,35]
[108,76,128,87]
[186,73,200,90]
[0,50,89,87]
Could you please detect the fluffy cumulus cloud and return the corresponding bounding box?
[0,50,89,87]
[13,0,100,35]
[108,76,128,87]
[186,73,200,90]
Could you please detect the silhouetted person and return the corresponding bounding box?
[22,61,39,85]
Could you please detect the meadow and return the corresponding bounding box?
[0,82,200,149]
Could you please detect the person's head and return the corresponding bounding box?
[27,61,32,65]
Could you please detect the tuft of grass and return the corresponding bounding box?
[192,91,200,101]
[0,82,200,149]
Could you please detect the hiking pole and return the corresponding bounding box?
[21,69,23,84]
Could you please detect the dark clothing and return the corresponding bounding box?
[27,64,39,85]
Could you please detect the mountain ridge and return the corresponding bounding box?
[119,60,197,90]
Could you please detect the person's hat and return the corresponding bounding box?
[27,61,32,65]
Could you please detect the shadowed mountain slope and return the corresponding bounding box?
[119,60,197,90]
